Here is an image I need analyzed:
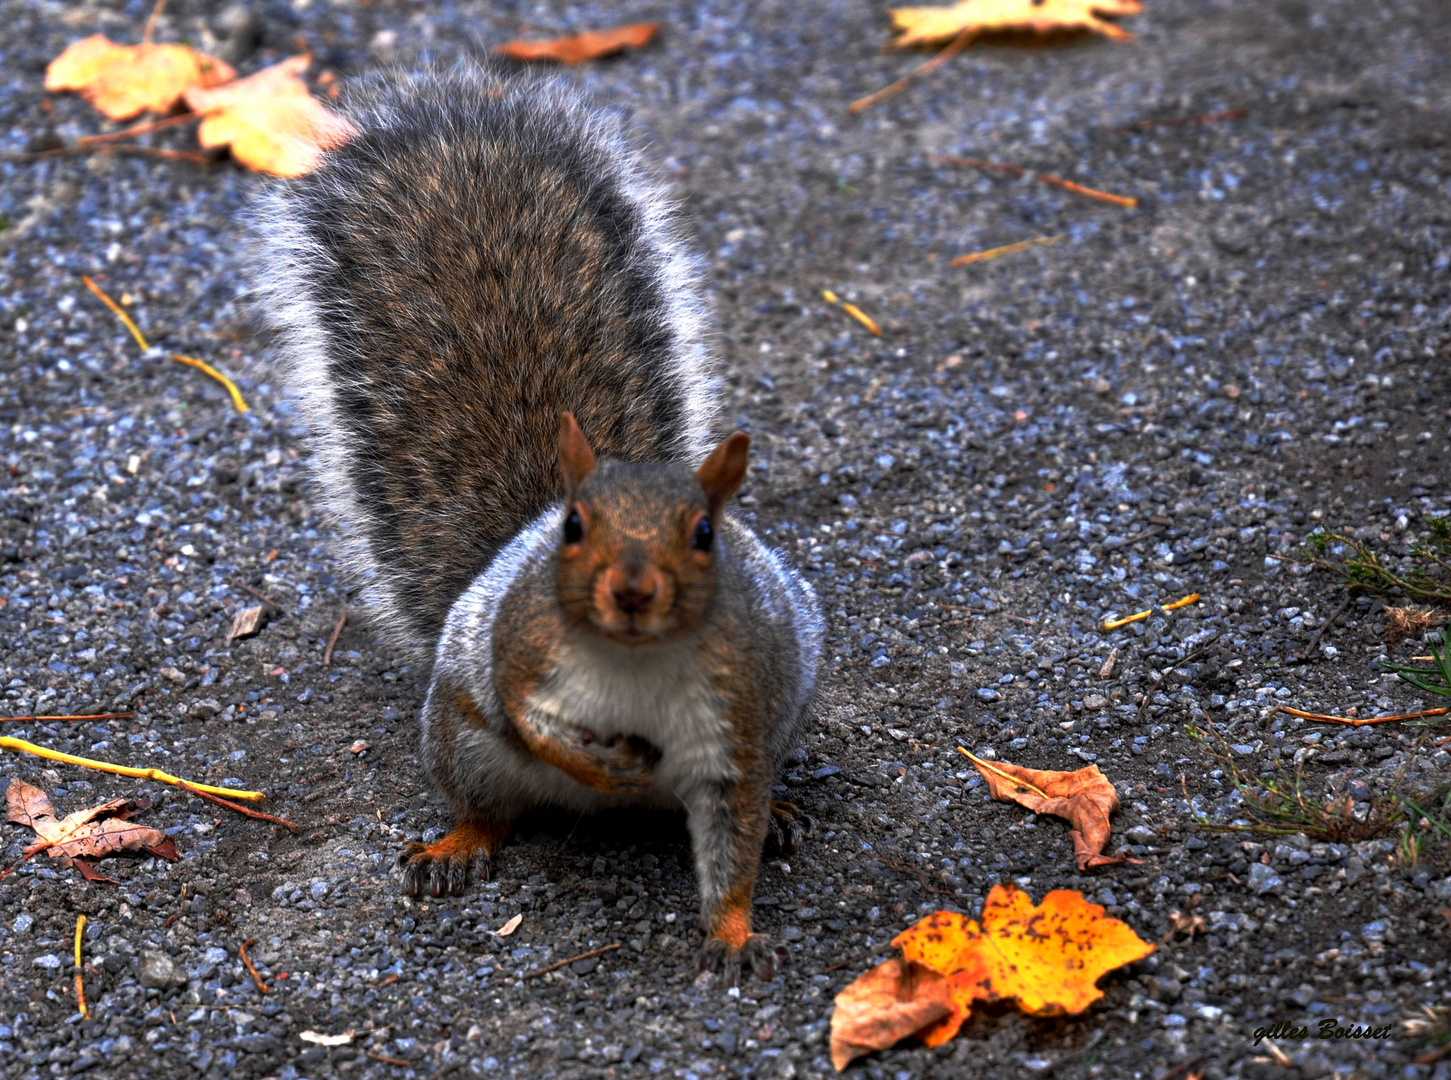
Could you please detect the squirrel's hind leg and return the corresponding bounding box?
[763,800,813,858]
[399,816,512,898]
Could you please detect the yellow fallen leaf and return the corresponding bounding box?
[887,0,1142,49]
[183,55,358,177]
[46,34,234,121]
[299,1030,355,1047]
[493,913,523,937]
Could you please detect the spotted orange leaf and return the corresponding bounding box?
[46,34,235,121]
[830,887,1154,1065]
[496,23,658,64]
[887,0,1141,49]
[183,55,358,177]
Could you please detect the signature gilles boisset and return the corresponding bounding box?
[1253,1019,1394,1044]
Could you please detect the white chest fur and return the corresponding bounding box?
[528,631,736,796]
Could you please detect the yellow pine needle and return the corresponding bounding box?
[957,747,1048,798]
[1101,592,1200,631]
[0,736,266,801]
[821,290,882,336]
[83,275,149,351]
[81,276,249,413]
[74,915,88,1018]
[952,234,1065,266]
[171,354,249,412]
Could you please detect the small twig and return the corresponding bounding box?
[239,938,268,994]
[77,112,206,146]
[0,144,213,166]
[952,234,1066,267]
[821,290,881,336]
[1278,705,1450,728]
[1295,598,1350,662]
[82,276,248,411]
[324,605,348,666]
[142,0,168,44]
[367,1051,412,1067]
[74,915,89,1018]
[176,779,299,833]
[1,712,132,724]
[930,154,1138,208]
[0,735,265,801]
[1104,592,1200,631]
[521,942,620,980]
[848,25,974,115]
[1153,1055,1206,1080]
[237,582,292,616]
[372,973,399,989]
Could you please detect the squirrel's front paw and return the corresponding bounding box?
[578,730,661,792]
[396,819,507,898]
[696,933,783,985]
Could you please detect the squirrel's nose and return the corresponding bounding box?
[612,585,656,614]
[607,563,661,615]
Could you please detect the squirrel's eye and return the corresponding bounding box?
[691,517,713,552]
[563,509,584,545]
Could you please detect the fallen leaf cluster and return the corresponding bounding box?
[831,886,1154,1068]
[46,31,355,176]
[6,777,177,882]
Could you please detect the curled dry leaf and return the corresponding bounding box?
[46,34,235,121]
[829,958,954,1071]
[496,23,658,64]
[887,0,1142,49]
[183,55,358,177]
[961,751,1129,870]
[6,778,178,880]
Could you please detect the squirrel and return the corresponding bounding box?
[254,72,823,978]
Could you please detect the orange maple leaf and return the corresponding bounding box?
[830,887,1154,1066]
[45,34,235,121]
[183,55,358,178]
[496,23,658,64]
[828,958,955,1071]
[888,0,1142,48]
[962,750,1130,870]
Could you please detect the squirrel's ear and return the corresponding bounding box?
[559,413,597,499]
[697,432,750,515]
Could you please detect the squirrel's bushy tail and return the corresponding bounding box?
[253,71,719,655]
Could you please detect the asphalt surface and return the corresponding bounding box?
[2,1,1451,1078]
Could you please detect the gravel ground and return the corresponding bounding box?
[3,0,1451,1078]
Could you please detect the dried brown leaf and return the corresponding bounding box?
[962,753,1128,869]
[829,958,954,1071]
[496,23,658,64]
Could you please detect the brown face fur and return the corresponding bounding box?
[556,415,747,645]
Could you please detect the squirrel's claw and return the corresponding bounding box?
[763,800,813,857]
[397,829,496,898]
[696,933,783,985]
